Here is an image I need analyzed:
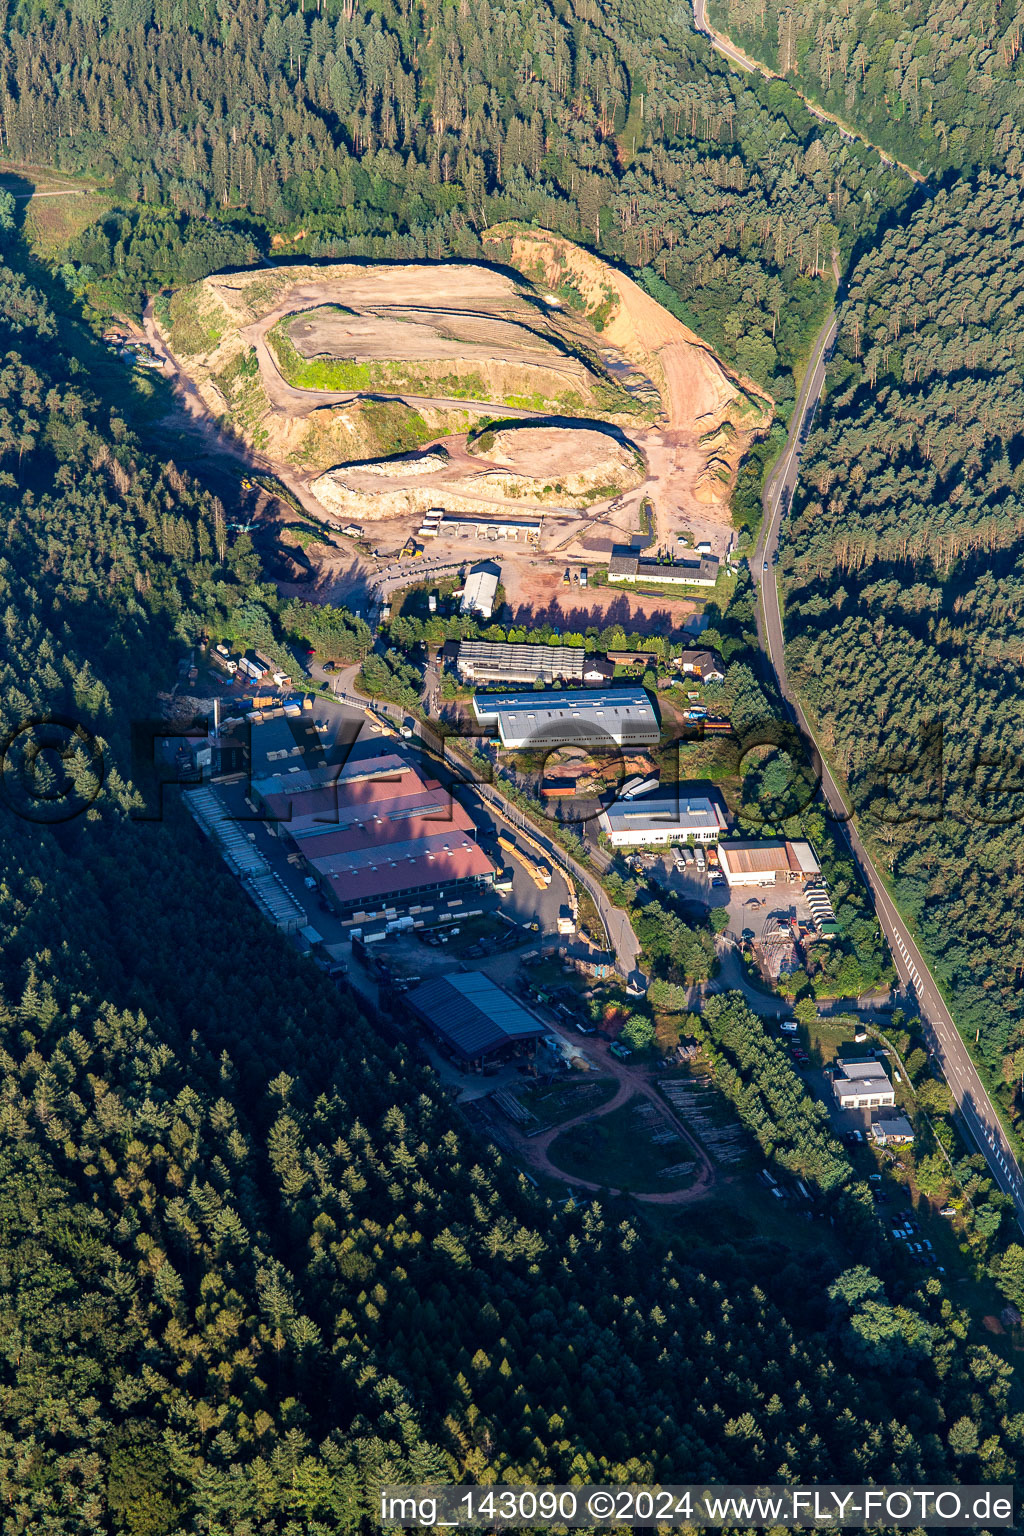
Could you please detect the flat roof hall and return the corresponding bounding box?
[472,686,659,751]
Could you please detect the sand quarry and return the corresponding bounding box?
[309,422,645,521]
[150,238,774,611]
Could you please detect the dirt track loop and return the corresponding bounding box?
[513,1044,716,1205]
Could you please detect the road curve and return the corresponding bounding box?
[752,304,1024,1228]
[691,0,925,182]
[693,0,756,71]
[513,1050,716,1205]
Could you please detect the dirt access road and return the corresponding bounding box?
[509,1035,716,1204]
[144,268,745,615]
[244,282,552,421]
[240,266,756,562]
[691,0,925,183]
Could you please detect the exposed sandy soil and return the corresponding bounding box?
[287,400,477,473]
[208,262,534,326]
[491,226,771,425]
[488,225,774,538]
[149,242,777,639]
[198,261,618,415]
[309,421,645,519]
[160,247,771,551]
[471,422,641,486]
[289,304,574,367]
[498,560,704,633]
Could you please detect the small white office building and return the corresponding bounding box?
[599,793,727,847]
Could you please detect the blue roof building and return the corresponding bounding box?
[472,685,659,750]
[407,971,546,1063]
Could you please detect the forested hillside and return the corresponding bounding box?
[1,0,909,396]
[782,168,1024,1139]
[706,0,1024,176]
[0,236,1022,1527]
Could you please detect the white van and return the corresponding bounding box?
[780,1021,799,1034]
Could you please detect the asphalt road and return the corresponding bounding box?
[751,307,1024,1227]
[692,0,755,70]
[691,0,925,181]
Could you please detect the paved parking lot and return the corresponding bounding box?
[631,852,826,947]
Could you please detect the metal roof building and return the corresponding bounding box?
[252,743,495,914]
[599,792,727,847]
[461,563,500,620]
[308,829,493,912]
[608,551,719,587]
[717,839,821,888]
[407,971,546,1063]
[472,685,659,751]
[832,1059,896,1110]
[252,752,407,803]
[871,1113,915,1146]
[455,640,585,686]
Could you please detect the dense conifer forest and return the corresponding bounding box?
[705,0,1024,177]
[0,237,1020,1527]
[783,168,1024,1146]
[3,0,1024,1522]
[1,0,912,397]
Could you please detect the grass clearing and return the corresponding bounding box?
[547,1093,700,1193]
[0,160,112,261]
[23,190,113,258]
[166,284,224,356]
[517,1077,618,1132]
[268,320,372,390]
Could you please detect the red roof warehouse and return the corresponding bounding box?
[251,745,495,917]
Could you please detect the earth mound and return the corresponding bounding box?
[468,421,644,498]
[486,225,772,437]
[170,259,646,421]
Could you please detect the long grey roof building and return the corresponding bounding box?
[455,640,586,686]
[600,792,727,846]
[472,685,659,750]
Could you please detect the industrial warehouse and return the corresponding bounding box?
[252,741,496,918]
[473,685,660,750]
[608,549,719,587]
[406,971,546,1067]
[599,790,727,847]
[717,839,821,888]
[449,639,620,687]
[452,639,588,686]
